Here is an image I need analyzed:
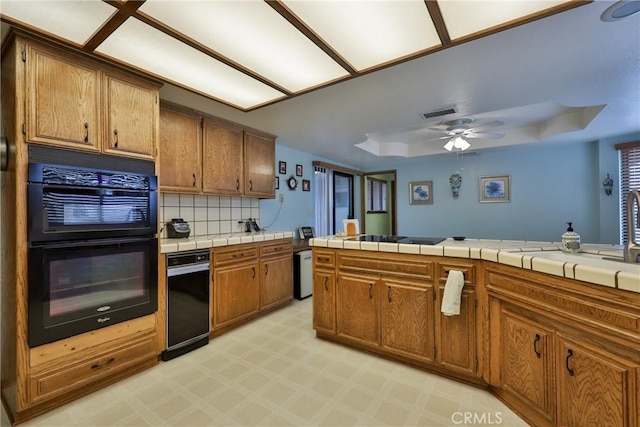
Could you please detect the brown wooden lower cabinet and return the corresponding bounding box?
[336,272,380,346]
[556,334,639,427]
[211,239,293,333]
[381,277,435,363]
[314,248,479,383]
[314,248,640,427]
[487,265,640,427]
[312,267,336,334]
[212,261,260,329]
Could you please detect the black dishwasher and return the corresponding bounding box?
[162,250,210,361]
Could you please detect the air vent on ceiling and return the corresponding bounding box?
[421,108,456,120]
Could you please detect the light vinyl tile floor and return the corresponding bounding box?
[4,298,528,427]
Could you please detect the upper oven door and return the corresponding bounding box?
[28,163,157,242]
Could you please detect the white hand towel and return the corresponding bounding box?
[441,270,465,316]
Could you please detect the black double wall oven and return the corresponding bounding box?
[27,146,158,348]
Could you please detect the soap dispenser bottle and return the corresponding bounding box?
[562,222,581,254]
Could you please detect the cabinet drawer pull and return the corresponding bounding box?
[317,257,330,263]
[113,129,118,148]
[533,334,541,358]
[90,357,115,371]
[565,349,574,376]
[368,283,373,299]
[324,276,328,291]
[84,122,89,143]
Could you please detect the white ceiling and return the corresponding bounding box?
[2,1,639,170]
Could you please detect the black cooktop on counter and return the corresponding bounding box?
[349,235,445,245]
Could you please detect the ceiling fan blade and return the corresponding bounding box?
[471,120,504,130]
[424,135,452,141]
[427,127,446,132]
[466,132,505,140]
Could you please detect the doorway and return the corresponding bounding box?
[361,170,397,235]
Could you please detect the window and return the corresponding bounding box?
[617,141,640,244]
[367,177,387,212]
[314,165,355,236]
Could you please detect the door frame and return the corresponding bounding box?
[360,170,397,235]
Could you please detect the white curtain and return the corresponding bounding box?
[314,166,330,236]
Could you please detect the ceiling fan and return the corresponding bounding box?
[427,118,505,151]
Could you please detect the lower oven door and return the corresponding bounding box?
[28,237,158,347]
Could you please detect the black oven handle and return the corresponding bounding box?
[29,236,156,249]
[167,264,209,277]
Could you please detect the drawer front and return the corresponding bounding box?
[213,244,258,266]
[339,252,434,280]
[438,261,475,285]
[261,239,293,257]
[29,337,155,403]
[313,250,335,268]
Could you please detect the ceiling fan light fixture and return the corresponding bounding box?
[444,136,470,152]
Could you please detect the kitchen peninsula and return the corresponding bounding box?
[310,236,640,427]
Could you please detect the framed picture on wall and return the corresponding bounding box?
[296,164,303,177]
[279,161,287,174]
[479,175,510,203]
[302,179,310,191]
[409,181,433,205]
[275,176,279,190]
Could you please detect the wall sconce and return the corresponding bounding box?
[449,173,462,198]
[603,173,614,196]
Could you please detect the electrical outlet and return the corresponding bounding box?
[279,193,284,203]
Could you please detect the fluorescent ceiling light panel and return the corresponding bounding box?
[438,0,569,40]
[282,0,441,71]
[96,18,285,110]
[139,0,349,93]
[0,0,116,45]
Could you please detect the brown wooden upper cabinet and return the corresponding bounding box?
[25,39,159,160]
[102,72,158,159]
[244,132,275,198]
[159,102,276,198]
[158,107,203,192]
[202,118,244,195]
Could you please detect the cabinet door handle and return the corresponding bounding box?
[387,286,392,303]
[265,264,269,276]
[113,129,118,148]
[533,334,541,358]
[84,122,89,143]
[324,276,328,291]
[565,349,575,376]
[368,283,373,299]
[252,267,256,279]
[236,178,240,191]
[249,180,253,191]
[192,173,196,187]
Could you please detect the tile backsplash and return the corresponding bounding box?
[159,193,260,238]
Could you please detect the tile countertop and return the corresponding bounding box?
[309,236,640,294]
[160,231,295,254]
